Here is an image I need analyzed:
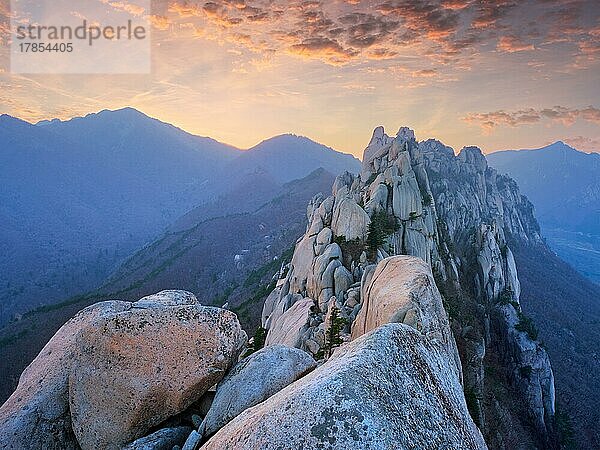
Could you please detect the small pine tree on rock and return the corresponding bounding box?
[323,305,347,359]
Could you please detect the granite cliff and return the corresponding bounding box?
[262,126,556,449]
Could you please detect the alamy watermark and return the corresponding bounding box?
[10,0,151,74]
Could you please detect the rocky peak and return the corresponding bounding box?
[1,126,558,450]
[396,126,416,141]
[362,125,393,170]
[262,126,557,449]
[458,145,488,172]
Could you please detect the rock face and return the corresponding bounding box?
[352,255,462,380]
[69,292,247,449]
[264,297,313,347]
[0,290,246,450]
[331,189,371,240]
[201,324,487,450]
[261,126,557,447]
[201,345,317,437]
[492,305,556,436]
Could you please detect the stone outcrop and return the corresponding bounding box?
[122,426,192,450]
[261,126,556,447]
[201,324,487,450]
[69,292,247,449]
[264,297,313,348]
[331,187,371,240]
[352,255,462,380]
[0,290,246,450]
[201,345,316,437]
[492,304,556,438]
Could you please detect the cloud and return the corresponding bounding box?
[463,106,600,131]
[99,0,146,16]
[140,0,600,69]
[288,37,359,64]
[564,136,600,153]
[148,15,171,31]
[497,35,535,53]
[471,1,517,29]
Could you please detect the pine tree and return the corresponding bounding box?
[367,210,399,251]
[323,305,347,358]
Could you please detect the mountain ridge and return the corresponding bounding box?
[0,109,359,324]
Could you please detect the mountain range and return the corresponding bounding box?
[0,109,359,324]
[488,142,600,283]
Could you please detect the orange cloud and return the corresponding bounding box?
[288,37,358,64]
[160,0,599,71]
[464,106,600,132]
[497,35,535,53]
[564,136,600,153]
[149,15,171,31]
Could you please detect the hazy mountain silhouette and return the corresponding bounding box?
[0,109,359,323]
[488,141,600,283]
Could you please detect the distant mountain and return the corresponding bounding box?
[0,109,359,323]
[0,109,240,323]
[224,134,361,183]
[488,141,600,283]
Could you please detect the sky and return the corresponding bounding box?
[0,0,599,157]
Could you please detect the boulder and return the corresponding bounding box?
[122,426,192,450]
[331,195,370,241]
[201,324,487,450]
[69,292,247,450]
[264,293,302,331]
[308,243,342,305]
[288,234,316,294]
[314,227,332,256]
[134,290,198,308]
[201,345,316,436]
[332,172,354,196]
[0,301,129,450]
[352,256,461,378]
[265,298,314,348]
[333,265,353,302]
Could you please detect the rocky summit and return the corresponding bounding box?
[260,126,556,449]
[0,127,559,450]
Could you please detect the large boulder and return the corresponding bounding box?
[201,345,316,437]
[68,291,247,450]
[331,195,370,241]
[201,324,487,450]
[288,234,316,294]
[0,301,129,450]
[352,256,461,378]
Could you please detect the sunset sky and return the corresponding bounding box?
[0,0,599,157]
